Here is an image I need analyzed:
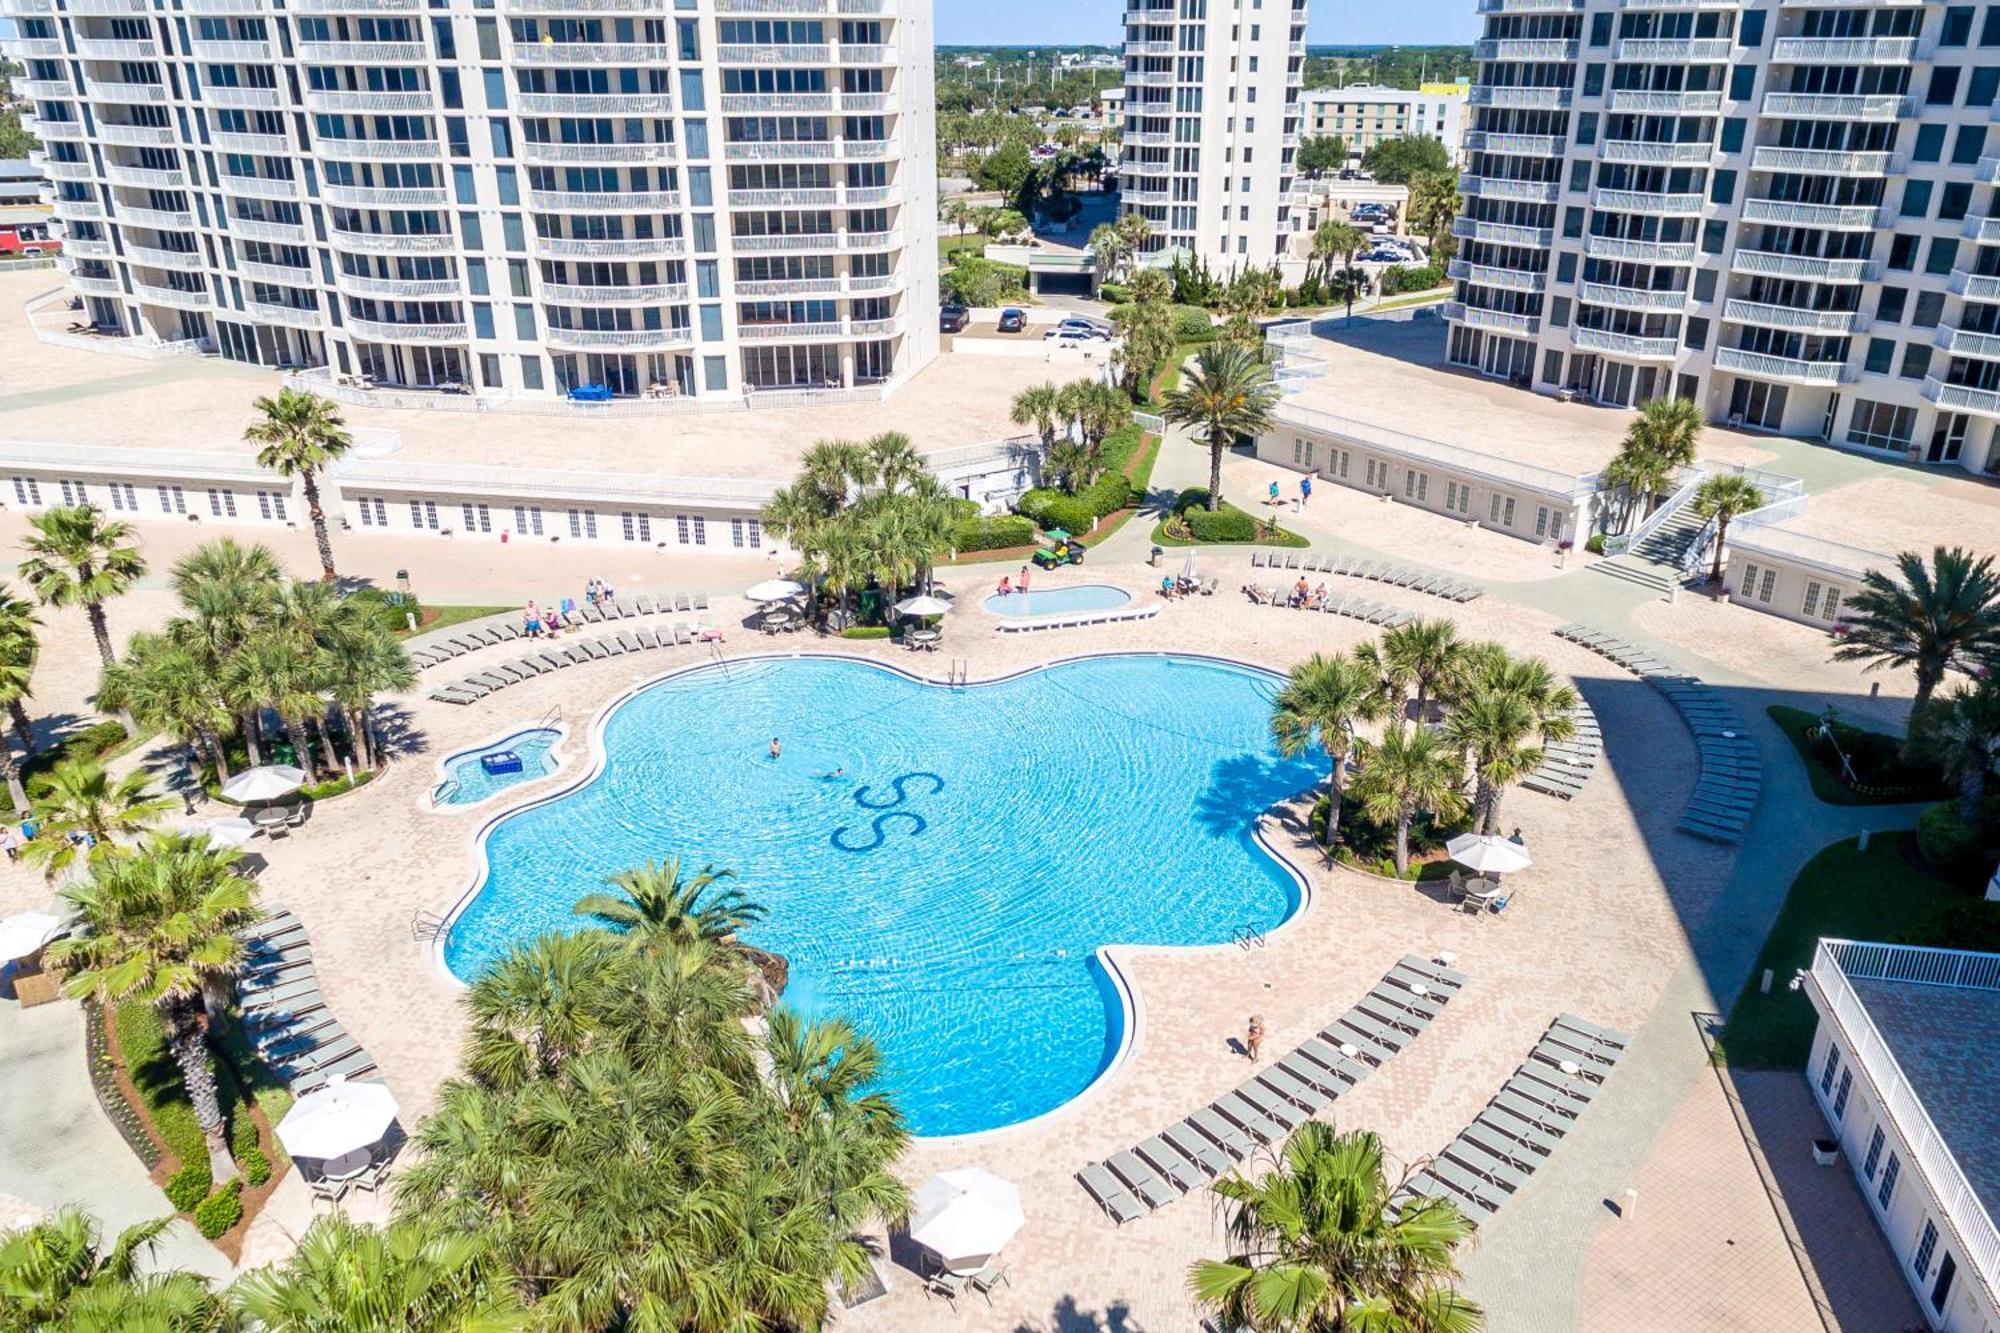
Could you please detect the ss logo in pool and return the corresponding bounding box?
[830,772,945,853]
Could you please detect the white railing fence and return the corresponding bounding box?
[1602,465,1704,558]
[1663,463,1805,575]
[282,366,901,417]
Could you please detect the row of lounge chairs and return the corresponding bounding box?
[427,623,712,706]
[407,592,708,670]
[993,602,1163,634]
[235,904,381,1097]
[1554,624,1761,843]
[1520,700,1603,801]
[1399,1013,1629,1222]
[1249,550,1483,603]
[1076,954,1466,1225]
[1246,585,1415,630]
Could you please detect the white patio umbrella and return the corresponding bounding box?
[184,816,258,849]
[276,1078,400,1160]
[1180,548,1200,582]
[745,578,805,603]
[909,1168,1024,1274]
[0,911,61,964]
[894,594,951,618]
[221,765,307,804]
[1444,832,1533,876]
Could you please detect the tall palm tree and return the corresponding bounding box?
[20,759,175,882]
[0,1207,228,1333]
[865,431,925,495]
[224,633,328,783]
[231,1215,527,1332]
[243,388,353,584]
[1350,724,1469,877]
[1189,1122,1483,1333]
[1163,341,1282,512]
[1446,653,1578,834]
[48,833,260,1181]
[0,584,40,759]
[1611,395,1704,525]
[1010,381,1065,451]
[1089,220,1132,284]
[1691,473,1766,584]
[1312,220,1367,320]
[19,505,147,668]
[1377,618,1467,720]
[322,619,416,770]
[459,931,626,1092]
[576,858,764,954]
[1271,652,1386,851]
[99,631,236,782]
[1915,679,2000,824]
[1833,546,2000,714]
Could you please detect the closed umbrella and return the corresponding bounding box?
[1444,833,1533,876]
[745,579,805,603]
[221,766,307,804]
[185,817,257,849]
[276,1078,400,1160]
[894,594,951,618]
[0,911,61,964]
[1180,549,1199,582]
[909,1168,1024,1274]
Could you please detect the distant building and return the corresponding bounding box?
[1299,84,1469,167]
[0,161,42,206]
[1099,86,1127,134]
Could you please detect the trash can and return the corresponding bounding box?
[1150,545,1164,568]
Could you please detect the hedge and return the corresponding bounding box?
[240,1147,272,1188]
[1916,800,1998,879]
[840,626,892,640]
[1097,281,1130,304]
[345,586,426,637]
[2,719,131,815]
[165,1161,212,1211]
[1185,506,1257,542]
[1016,489,1097,535]
[1173,305,1219,341]
[194,1180,244,1239]
[83,1000,159,1168]
[951,514,1037,552]
[1379,264,1448,296]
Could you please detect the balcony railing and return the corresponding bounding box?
[1569,326,1679,358]
[121,205,197,229]
[1740,198,1882,230]
[1731,250,1877,283]
[1464,131,1565,157]
[66,272,123,296]
[720,92,833,113]
[1923,375,2000,418]
[1771,35,1919,62]
[41,159,94,181]
[734,275,841,297]
[296,39,428,62]
[1604,88,1721,113]
[1963,217,2000,246]
[1599,139,1714,165]
[532,234,688,259]
[322,182,448,208]
[522,140,677,165]
[335,272,461,300]
[87,80,168,104]
[732,232,841,253]
[1578,282,1686,311]
[288,0,424,10]
[1473,37,1578,59]
[1752,146,1894,175]
[1442,301,1540,336]
[540,281,691,304]
[1595,189,1705,215]
[1460,174,1561,203]
[105,164,188,189]
[526,188,682,212]
[505,0,664,10]
[1448,259,1547,292]
[1933,326,2000,361]
[97,123,175,147]
[1585,234,1696,263]
[74,37,157,58]
[245,300,329,329]
[1722,299,1862,334]
[716,42,830,63]
[516,91,671,115]
[218,173,301,200]
[188,38,276,60]
[134,281,213,310]
[238,259,316,287]
[1713,346,1851,384]
[1949,267,2000,301]
[512,41,673,64]
[319,138,442,161]
[543,325,694,350]
[228,217,311,244]
[206,86,286,110]
[1452,216,1554,248]
[1468,86,1572,110]
[328,227,455,253]
[1474,0,1583,11]
[1759,91,1907,120]
[17,78,73,101]
[724,140,838,162]
[212,131,293,155]
[345,316,465,342]
[1617,36,1731,59]
[306,89,432,113]
[738,320,846,340]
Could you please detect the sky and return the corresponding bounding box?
[934,0,1480,50]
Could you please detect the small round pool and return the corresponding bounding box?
[984,583,1133,618]
[432,728,562,808]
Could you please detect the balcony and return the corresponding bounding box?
[1934,326,2000,361]
[532,234,687,259]
[1584,234,1697,263]
[7,37,63,57]
[229,217,311,244]
[720,92,833,113]
[844,184,900,206]
[1599,140,1713,166]
[1569,326,1679,358]
[512,41,673,64]
[1731,250,1876,282]
[328,227,456,254]
[345,316,465,343]
[526,188,682,213]
[1963,216,2000,246]
[322,183,448,208]
[1620,0,1740,6]
[1771,35,1919,63]
[34,121,89,140]
[842,139,898,160]
[1473,38,1578,60]
[42,159,94,181]
[87,80,168,105]
[1442,302,1541,336]
[1751,146,1894,175]
[522,140,676,166]
[739,320,846,340]
[714,0,833,9]
[97,123,175,148]
[1452,216,1554,248]
[1713,346,1851,384]
[74,37,157,58]
[847,227,901,250]
[1125,38,1176,55]
[1464,132,1565,157]
[335,272,461,300]
[1615,37,1731,60]
[245,301,329,330]
[218,173,301,201]
[1579,282,1687,311]
[516,91,670,116]
[833,42,891,63]
[1448,259,1547,292]
[506,0,668,9]
[1923,375,2000,418]
[1468,86,1572,110]
[188,38,276,60]
[540,281,691,304]
[238,259,316,287]
[66,272,123,297]
[17,78,73,101]
[62,237,115,258]
[1123,187,1170,205]
[207,86,287,110]
[716,42,831,63]
[1739,198,1882,230]
[1604,89,1721,114]
[723,140,838,162]
[319,138,442,161]
[1722,299,1862,334]
[732,232,841,253]
[727,187,838,207]
[1460,175,1561,203]
[65,0,149,10]
[1759,91,1907,120]
[1474,0,1583,10]
[126,244,203,270]
[543,325,693,351]
[296,40,428,63]
[1594,189,1705,215]
[306,89,432,114]
[1982,157,2000,185]
[133,282,213,310]
[121,205,198,230]
[105,164,189,189]
[1949,268,2000,301]
[212,131,293,155]
[734,275,841,297]
[288,0,424,10]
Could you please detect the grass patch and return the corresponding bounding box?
[1153,492,1310,548]
[1718,834,1969,1068]
[398,604,510,640]
[0,719,131,816]
[1766,705,1951,806]
[1146,341,1208,405]
[1368,288,1452,313]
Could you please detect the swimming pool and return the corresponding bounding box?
[443,655,1321,1137]
[983,583,1134,618]
[432,728,562,807]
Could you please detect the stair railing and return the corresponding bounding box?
[1603,466,1706,559]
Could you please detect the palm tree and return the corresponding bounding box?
[1692,473,1766,584]
[1189,1122,1483,1333]
[224,633,328,783]
[243,388,354,584]
[321,619,416,770]
[1350,724,1469,877]
[1833,546,2000,714]
[1916,679,2000,824]
[944,198,974,257]
[48,833,260,1181]
[0,584,40,759]
[1010,381,1065,451]
[576,858,765,951]
[1611,395,1704,526]
[20,759,175,882]
[1313,220,1367,320]
[1446,653,1579,834]
[1271,652,1386,852]
[1163,341,1282,513]
[98,631,236,783]
[1089,220,1132,284]
[1377,618,1467,721]
[231,1215,527,1332]
[19,505,147,668]
[459,930,626,1091]
[0,1207,227,1333]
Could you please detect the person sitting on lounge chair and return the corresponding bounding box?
[1161,575,1178,599]
[1241,583,1267,604]
[1310,582,1328,610]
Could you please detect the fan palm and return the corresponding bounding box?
[1312,220,1367,321]
[48,833,260,1180]
[19,505,147,668]
[1164,341,1282,512]
[1011,381,1065,451]
[1350,724,1468,876]
[1609,396,1703,528]
[321,619,416,770]
[243,388,354,584]
[99,631,237,782]
[1915,679,2000,824]
[1377,618,1467,720]
[1447,652,1578,834]
[230,1214,527,1333]
[460,930,626,1092]
[1188,1122,1483,1333]
[1690,473,1766,584]
[1271,652,1386,851]
[865,431,925,495]
[1833,546,2000,714]
[576,858,764,952]
[0,1207,227,1333]
[0,583,40,759]
[20,759,175,881]
[223,631,329,782]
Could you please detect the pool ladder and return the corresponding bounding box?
[1233,924,1267,951]
[410,908,447,942]
[709,641,733,681]
[945,658,968,689]
[537,703,562,728]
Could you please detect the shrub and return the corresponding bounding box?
[1185,506,1257,542]
[1171,487,1212,516]
[193,1180,243,1239]
[229,1110,259,1159]
[1077,469,1133,520]
[240,1147,272,1187]
[1585,532,1606,555]
[840,626,891,640]
[345,586,425,636]
[942,256,1028,308]
[944,496,980,524]
[1016,489,1096,535]
[1894,900,2000,953]
[951,514,1036,553]
[298,770,372,802]
[1917,802,1980,874]
[1172,305,1218,341]
[1379,264,1448,296]
[165,1161,212,1212]
[1097,281,1130,304]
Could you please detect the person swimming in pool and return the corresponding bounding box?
[820,765,844,780]
[768,737,782,760]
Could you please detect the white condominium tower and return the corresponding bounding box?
[1119,0,1306,264]
[1449,0,2000,472]
[8,0,940,403]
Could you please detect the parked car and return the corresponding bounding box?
[940,304,969,332]
[1046,318,1111,341]
[998,307,1027,333]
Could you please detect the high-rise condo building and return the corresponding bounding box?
[1449,0,2000,472]
[1118,0,1307,264]
[7,0,939,404]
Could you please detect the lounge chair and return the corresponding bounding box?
[1107,1149,1178,1207]
[692,592,709,610]
[1134,1136,1207,1193]
[1233,1082,1309,1133]
[1212,1091,1287,1144]
[1162,1122,1231,1177]
[1187,1107,1256,1160]
[674,592,693,612]
[1254,1064,1329,1113]
[292,1049,379,1094]
[1076,1161,1144,1224]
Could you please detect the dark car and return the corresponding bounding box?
[998,307,1027,333]
[939,303,969,333]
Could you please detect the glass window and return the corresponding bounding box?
[521,357,543,391]
[1942,181,1974,221]
[1971,67,2000,106]
[1888,233,1918,271]
[1685,317,1708,351]
[1863,1126,1885,1179]
[1901,179,1934,217]
[482,68,507,110]
[1589,11,1610,45]
[467,259,489,296]
[440,68,462,110]
[513,305,535,339]
[1927,238,1960,275]
[1915,123,1947,162]
[679,69,706,111]
[1582,64,1604,97]
[1929,66,1962,106]
[1901,344,1931,380]
[1953,124,1987,164]
[1710,169,1735,206]
[1875,287,1906,322]
[1848,400,1917,448]
[503,213,525,251]
[1913,290,1946,327]
[1720,118,1745,153]
[495,166,519,206]
[1737,10,1764,45]
[1878,1153,1900,1210]
[1943,6,1975,46]
[1575,112,1597,146]
[472,302,494,338]
[699,303,722,340]
[453,164,476,205]
[1865,338,1896,374]
[704,355,727,391]
[1986,7,2000,46]
[1728,64,1755,101]
[460,212,483,249]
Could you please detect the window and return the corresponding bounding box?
[1974,67,2000,107]
[1953,124,1988,166]
[11,477,38,506]
[1944,5,1976,45]
[1889,233,1918,271]
[1534,506,1563,541]
[410,499,439,530]
[1929,66,1962,106]
[1865,338,1896,375]
[1710,169,1735,206]
[1914,1219,1938,1277]
[1942,181,1975,221]
[1403,469,1427,502]
[1819,1045,1840,1093]
[621,511,652,543]
[461,503,490,533]
[106,482,137,512]
[1833,1069,1853,1118]
[1740,561,1763,603]
[1915,123,1947,163]
[357,496,387,527]
[207,488,237,518]
[513,505,543,536]
[1876,288,1908,324]
[1686,318,1709,352]
[255,490,287,522]
[1444,480,1470,514]
[568,508,598,540]
[1802,580,1843,622]
[730,517,762,548]
[1728,64,1755,101]
[1863,1126,1885,1179]
[1848,400,1918,449]
[1737,9,1763,45]
[1900,179,1933,218]
[1364,458,1384,489]
[1901,345,1932,381]
[1335,450,1350,479]
[1878,1153,1900,1210]
[1488,494,1515,527]
[58,479,87,506]
[1986,6,2000,45]
[1913,291,1947,328]
[1291,436,1315,468]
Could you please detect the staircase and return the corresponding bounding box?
[1631,504,1710,567]
[1589,556,1678,593]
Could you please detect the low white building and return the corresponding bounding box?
[1804,939,2000,1332]
[1299,84,1469,167]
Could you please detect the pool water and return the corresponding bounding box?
[983,583,1134,618]
[444,656,1321,1136]
[433,728,562,807]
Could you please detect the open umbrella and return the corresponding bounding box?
[745,578,805,603]
[894,594,951,618]
[0,911,61,964]
[185,816,258,849]
[221,765,307,804]
[276,1078,400,1160]
[1444,832,1533,876]
[910,1168,1024,1274]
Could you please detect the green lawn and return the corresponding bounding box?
[1152,501,1311,549]
[1766,704,1951,806]
[1719,834,1969,1068]
[1368,287,1453,313]
[397,604,510,639]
